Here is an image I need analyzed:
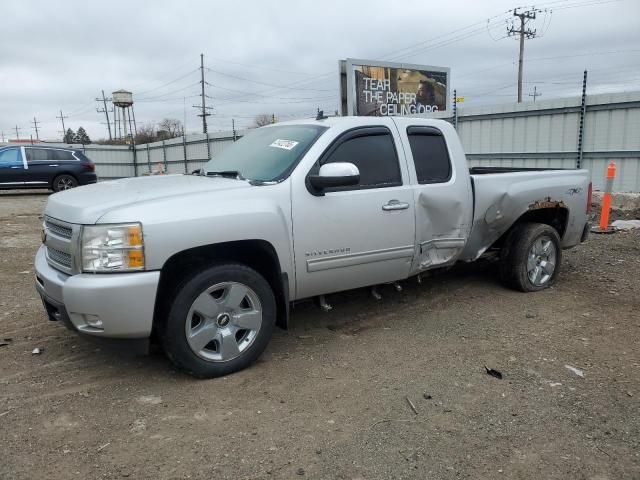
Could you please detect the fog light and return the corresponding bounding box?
[84,314,103,328]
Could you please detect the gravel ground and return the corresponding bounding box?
[1,191,638,480]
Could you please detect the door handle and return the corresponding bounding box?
[382,200,410,211]
[10,166,21,169]
[48,164,59,167]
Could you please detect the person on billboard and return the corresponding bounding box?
[414,81,436,111]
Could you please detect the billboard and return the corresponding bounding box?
[339,58,450,117]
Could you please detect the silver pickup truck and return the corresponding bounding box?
[35,116,591,377]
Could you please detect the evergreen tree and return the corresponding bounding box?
[76,127,91,145]
[64,128,75,144]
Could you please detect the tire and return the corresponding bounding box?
[499,222,562,292]
[161,263,276,378]
[52,174,78,192]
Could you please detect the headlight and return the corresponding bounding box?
[81,223,145,272]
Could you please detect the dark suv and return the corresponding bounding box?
[0,146,97,192]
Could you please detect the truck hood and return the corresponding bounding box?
[45,174,253,224]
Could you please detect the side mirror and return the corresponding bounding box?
[308,162,360,191]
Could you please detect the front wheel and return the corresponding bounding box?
[161,263,276,378]
[500,222,562,292]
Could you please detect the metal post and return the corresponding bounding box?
[131,105,138,139]
[577,69,588,169]
[162,140,168,173]
[453,89,458,130]
[146,143,151,174]
[182,134,188,173]
[205,132,211,161]
[128,107,138,176]
[232,119,237,141]
[113,106,118,140]
[132,144,138,177]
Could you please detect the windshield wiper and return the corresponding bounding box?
[205,170,246,180]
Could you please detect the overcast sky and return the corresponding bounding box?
[1,0,638,140]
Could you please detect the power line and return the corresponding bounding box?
[205,56,314,76]
[205,66,334,92]
[135,68,199,96]
[137,82,200,101]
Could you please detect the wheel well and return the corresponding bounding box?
[492,206,569,250]
[152,240,289,335]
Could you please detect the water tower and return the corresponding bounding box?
[112,89,137,143]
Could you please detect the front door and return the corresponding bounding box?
[291,126,415,299]
[0,147,26,188]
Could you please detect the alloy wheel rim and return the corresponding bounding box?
[184,281,262,362]
[527,235,557,286]
[58,177,74,190]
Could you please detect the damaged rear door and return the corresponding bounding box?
[394,121,473,271]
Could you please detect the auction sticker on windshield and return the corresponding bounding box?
[269,139,299,150]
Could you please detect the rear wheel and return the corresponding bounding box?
[161,263,276,378]
[52,174,78,192]
[500,222,561,292]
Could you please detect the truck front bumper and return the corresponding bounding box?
[34,245,160,339]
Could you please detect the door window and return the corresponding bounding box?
[320,129,401,190]
[0,148,21,166]
[407,127,452,184]
[25,148,52,162]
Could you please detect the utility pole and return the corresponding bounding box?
[0,131,5,142]
[31,117,41,140]
[193,53,211,134]
[529,86,542,102]
[508,8,538,103]
[56,110,68,141]
[96,90,113,140]
[14,125,22,141]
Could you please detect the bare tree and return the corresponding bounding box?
[135,123,157,144]
[254,114,273,127]
[158,118,183,138]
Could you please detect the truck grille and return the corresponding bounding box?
[45,219,72,239]
[44,216,77,274]
[46,247,72,269]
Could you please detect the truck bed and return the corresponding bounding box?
[461,168,591,262]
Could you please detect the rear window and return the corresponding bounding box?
[407,127,452,184]
[54,150,75,161]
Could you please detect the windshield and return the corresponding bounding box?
[203,124,327,182]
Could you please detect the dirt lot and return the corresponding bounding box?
[1,191,638,480]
